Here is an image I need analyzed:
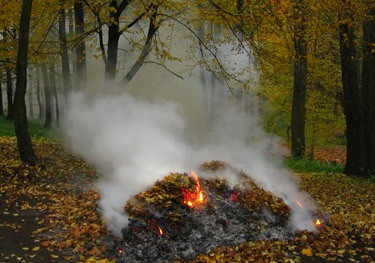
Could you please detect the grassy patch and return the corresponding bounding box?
[0,116,57,139]
[284,157,344,173]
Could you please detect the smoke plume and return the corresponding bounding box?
[64,88,316,235]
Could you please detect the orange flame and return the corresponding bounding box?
[182,171,206,208]
[158,226,164,235]
[315,219,321,226]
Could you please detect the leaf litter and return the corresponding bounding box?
[0,137,374,262]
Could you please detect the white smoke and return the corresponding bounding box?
[63,27,316,235]
[63,89,316,235]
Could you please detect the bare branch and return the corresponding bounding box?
[143,61,184,80]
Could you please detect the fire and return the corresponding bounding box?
[296,201,303,208]
[158,226,164,235]
[315,219,322,226]
[182,171,206,208]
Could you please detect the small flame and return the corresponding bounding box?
[158,226,163,235]
[315,219,321,226]
[296,201,303,208]
[118,248,123,255]
[182,171,206,209]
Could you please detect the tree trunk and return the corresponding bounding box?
[105,22,120,84]
[125,7,158,82]
[6,69,14,119]
[197,24,209,125]
[28,81,33,118]
[0,78,3,116]
[74,2,87,89]
[50,64,60,125]
[59,8,73,98]
[41,64,52,129]
[291,0,307,158]
[36,67,44,120]
[13,0,36,165]
[68,8,77,78]
[339,15,364,175]
[361,9,375,176]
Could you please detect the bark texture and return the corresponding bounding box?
[361,9,375,176]
[339,15,365,175]
[291,0,307,157]
[13,0,36,165]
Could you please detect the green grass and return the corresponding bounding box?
[284,157,345,174]
[0,116,57,139]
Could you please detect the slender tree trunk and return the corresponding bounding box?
[68,8,77,79]
[339,14,364,175]
[41,64,52,129]
[74,2,87,89]
[124,6,158,82]
[6,69,14,119]
[28,83,33,118]
[361,9,375,176]
[197,24,209,125]
[0,78,3,116]
[49,64,60,125]
[59,8,73,98]
[210,74,217,123]
[36,67,44,120]
[106,22,120,84]
[14,0,36,165]
[291,0,307,157]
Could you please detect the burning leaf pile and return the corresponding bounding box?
[117,162,300,263]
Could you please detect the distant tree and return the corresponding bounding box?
[59,8,72,98]
[41,63,52,129]
[49,64,59,125]
[13,0,36,165]
[6,67,14,119]
[35,67,44,120]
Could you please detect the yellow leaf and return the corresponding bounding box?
[302,248,313,257]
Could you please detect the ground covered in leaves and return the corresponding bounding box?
[0,137,374,263]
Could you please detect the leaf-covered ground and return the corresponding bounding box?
[0,138,373,263]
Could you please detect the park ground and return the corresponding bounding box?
[0,117,374,263]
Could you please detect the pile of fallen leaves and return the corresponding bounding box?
[125,162,290,225]
[175,173,374,263]
[1,137,374,263]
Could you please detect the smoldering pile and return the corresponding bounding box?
[113,161,298,263]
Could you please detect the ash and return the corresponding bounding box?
[115,189,291,263]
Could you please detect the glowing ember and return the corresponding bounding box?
[315,219,322,226]
[296,201,303,208]
[158,226,164,235]
[182,171,206,208]
[118,248,123,255]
